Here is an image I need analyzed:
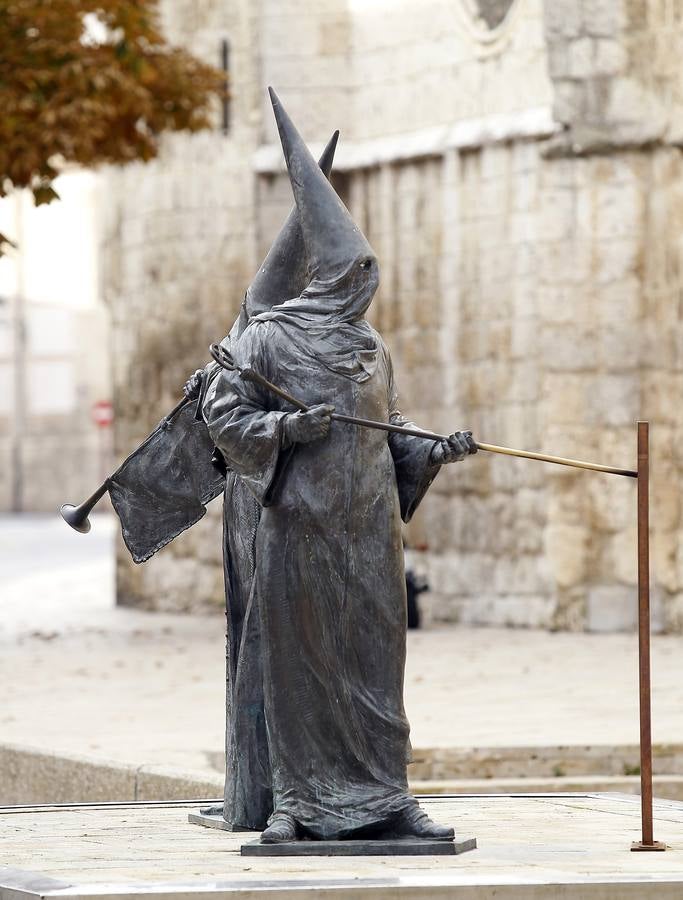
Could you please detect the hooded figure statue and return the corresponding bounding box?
[203,89,476,843]
[187,129,340,831]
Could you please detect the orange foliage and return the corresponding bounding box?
[0,0,226,206]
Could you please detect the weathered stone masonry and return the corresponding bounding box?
[102,0,683,631]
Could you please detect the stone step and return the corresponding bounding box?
[406,743,683,780]
[208,743,683,781]
[410,774,683,801]
[6,741,683,809]
[0,742,223,806]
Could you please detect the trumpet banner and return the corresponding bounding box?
[108,401,225,563]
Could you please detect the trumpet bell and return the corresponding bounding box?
[60,503,92,534]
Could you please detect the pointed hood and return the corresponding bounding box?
[244,128,340,319]
[249,89,381,384]
[268,87,375,285]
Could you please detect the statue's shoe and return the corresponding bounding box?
[391,806,455,841]
[260,812,298,843]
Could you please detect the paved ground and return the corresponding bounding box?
[0,795,680,898]
[2,514,683,777]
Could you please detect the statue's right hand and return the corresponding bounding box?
[283,404,335,445]
[183,369,204,400]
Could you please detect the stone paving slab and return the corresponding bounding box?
[0,795,681,899]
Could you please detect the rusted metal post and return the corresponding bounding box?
[631,421,666,851]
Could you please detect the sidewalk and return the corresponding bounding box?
[2,514,683,783]
[4,794,682,899]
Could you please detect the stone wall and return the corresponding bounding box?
[104,0,683,631]
[378,145,683,632]
[346,0,551,141]
[101,0,260,611]
[544,0,683,153]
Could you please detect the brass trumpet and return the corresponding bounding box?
[61,345,636,536]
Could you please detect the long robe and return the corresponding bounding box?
[220,469,272,827]
[204,316,440,839]
[203,319,272,830]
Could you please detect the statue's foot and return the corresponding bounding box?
[391,806,455,841]
[199,805,224,817]
[261,812,297,843]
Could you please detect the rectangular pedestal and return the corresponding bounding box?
[188,811,252,833]
[189,809,475,855]
[240,836,477,857]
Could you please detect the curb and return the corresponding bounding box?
[4,742,683,806]
[410,774,683,800]
[0,742,223,806]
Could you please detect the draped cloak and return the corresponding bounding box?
[203,264,442,839]
[210,310,272,831]
[219,443,272,828]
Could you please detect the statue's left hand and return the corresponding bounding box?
[183,369,204,400]
[430,430,477,465]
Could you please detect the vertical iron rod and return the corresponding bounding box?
[638,421,653,844]
[632,421,665,851]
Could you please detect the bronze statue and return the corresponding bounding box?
[201,89,477,844]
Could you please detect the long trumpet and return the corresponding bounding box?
[61,349,638,536]
[209,344,637,479]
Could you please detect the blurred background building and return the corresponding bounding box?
[0,172,111,515]
[4,0,683,632]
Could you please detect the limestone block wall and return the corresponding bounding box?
[342,142,683,632]
[102,0,261,612]
[104,0,683,630]
[257,0,352,142]
[347,0,552,141]
[545,0,683,152]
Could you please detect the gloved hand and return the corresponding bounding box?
[282,404,335,445]
[430,430,477,465]
[183,369,204,400]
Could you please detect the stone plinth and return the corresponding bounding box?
[1,794,681,899]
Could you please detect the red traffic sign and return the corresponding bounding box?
[92,400,114,428]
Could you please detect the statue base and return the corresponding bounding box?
[188,810,251,833]
[189,809,476,855]
[240,836,476,857]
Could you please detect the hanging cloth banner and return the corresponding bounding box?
[108,401,225,564]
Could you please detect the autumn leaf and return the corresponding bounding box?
[0,232,18,250]
[0,0,226,205]
[33,184,60,205]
